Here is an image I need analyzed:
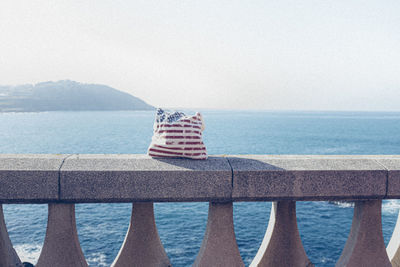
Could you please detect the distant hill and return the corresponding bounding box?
[0,80,154,112]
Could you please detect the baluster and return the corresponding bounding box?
[193,202,244,267]
[336,200,391,267]
[387,207,400,266]
[112,202,170,267]
[250,201,313,267]
[36,204,88,267]
[0,204,22,267]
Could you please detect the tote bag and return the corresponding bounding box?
[147,108,207,159]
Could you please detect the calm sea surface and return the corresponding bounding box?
[1,110,400,266]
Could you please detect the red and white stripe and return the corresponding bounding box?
[148,113,207,159]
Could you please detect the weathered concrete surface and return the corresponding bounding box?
[336,200,391,267]
[193,202,244,267]
[0,205,22,267]
[1,154,399,202]
[250,201,313,267]
[112,203,170,267]
[229,155,387,200]
[36,204,88,267]
[0,154,66,203]
[60,155,232,202]
[375,157,400,198]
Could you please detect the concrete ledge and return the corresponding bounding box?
[0,154,399,203]
[229,155,388,201]
[60,155,232,202]
[375,157,400,198]
[0,154,66,202]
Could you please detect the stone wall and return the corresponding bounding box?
[1,154,400,266]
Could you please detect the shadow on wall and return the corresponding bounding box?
[152,156,285,171]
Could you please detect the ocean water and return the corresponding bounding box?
[1,110,400,266]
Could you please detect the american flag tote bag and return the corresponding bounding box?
[147,108,208,159]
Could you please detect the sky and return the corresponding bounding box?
[1,0,399,111]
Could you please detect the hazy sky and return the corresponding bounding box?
[1,1,399,111]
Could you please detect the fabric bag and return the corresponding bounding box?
[147,108,208,159]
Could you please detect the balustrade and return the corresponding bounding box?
[1,154,400,266]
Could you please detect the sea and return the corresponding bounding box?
[1,110,400,266]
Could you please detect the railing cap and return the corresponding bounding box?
[228,155,390,171]
[374,158,400,198]
[228,155,394,201]
[0,154,65,202]
[60,154,232,202]
[1,154,400,203]
[61,154,230,171]
[0,154,67,171]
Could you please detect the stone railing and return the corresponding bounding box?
[1,154,400,267]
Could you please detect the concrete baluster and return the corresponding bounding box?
[336,200,391,267]
[36,204,88,267]
[193,202,244,267]
[387,208,400,266]
[0,205,22,267]
[112,202,170,267]
[250,201,313,267]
